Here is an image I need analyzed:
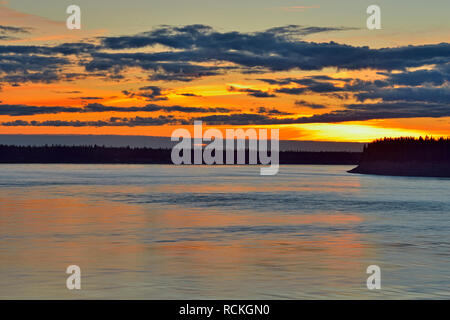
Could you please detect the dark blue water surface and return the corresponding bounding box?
[0,165,449,299]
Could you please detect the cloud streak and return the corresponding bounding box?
[4,101,448,127]
[0,103,235,116]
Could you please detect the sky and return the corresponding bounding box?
[0,0,449,142]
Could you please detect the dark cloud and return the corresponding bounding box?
[0,54,68,74]
[179,93,202,97]
[256,78,292,85]
[53,90,83,94]
[0,43,96,56]
[342,79,389,92]
[381,69,449,86]
[134,104,233,113]
[0,25,30,40]
[148,63,227,82]
[228,86,276,98]
[193,113,273,125]
[257,76,346,95]
[1,24,449,87]
[0,103,234,116]
[82,103,233,114]
[99,24,354,53]
[191,100,450,125]
[263,25,357,38]
[258,76,350,86]
[342,66,450,91]
[356,86,450,104]
[295,100,327,109]
[275,87,307,95]
[296,101,450,123]
[324,92,350,100]
[2,116,185,127]
[97,25,450,73]
[122,86,169,101]
[100,24,214,50]
[75,97,103,100]
[0,25,31,34]
[3,100,449,127]
[289,81,344,94]
[84,53,228,82]
[0,43,96,85]
[257,107,292,115]
[0,51,90,84]
[0,70,60,84]
[0,35,15,41]
[0,104,84,116]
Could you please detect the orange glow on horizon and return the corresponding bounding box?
[1,119,448,143]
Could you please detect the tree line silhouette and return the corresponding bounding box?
[0,145,361,164]
[361,137,450,163]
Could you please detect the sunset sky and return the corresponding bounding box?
[0,0,449,142]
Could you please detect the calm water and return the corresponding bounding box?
[0,164,449,299]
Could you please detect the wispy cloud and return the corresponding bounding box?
[0,103,235,116]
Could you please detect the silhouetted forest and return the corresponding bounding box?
[361,137,450,162]
[0,145,361,164]
[350,137,450,177]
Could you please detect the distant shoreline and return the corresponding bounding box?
[0,135,365,152]
[0,145,361,165]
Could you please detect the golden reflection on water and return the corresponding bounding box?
[0,186,374,299]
